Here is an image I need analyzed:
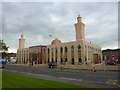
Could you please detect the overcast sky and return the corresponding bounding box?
[1,2,118,53]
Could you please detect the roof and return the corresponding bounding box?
[51,38,62,44]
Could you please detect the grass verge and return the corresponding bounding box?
[2,71,102,89]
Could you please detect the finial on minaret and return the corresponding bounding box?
[77,14,82,23]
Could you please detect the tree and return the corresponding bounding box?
[0,40,9,51]
[0,40,9,59]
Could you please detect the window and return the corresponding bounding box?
[91,47,93,51]
[24,58,25,63]
[71,46,74,52]
[61,58,63,64]
[60,47,63,52]
[48,58,49,63]
[55,47,58,52]
[52,58,54,63]
[65,46,67,52]
[78,58,82,65]
[78,45,81,52]
[55,58,57,62]
[89,47,91,51]
[35,60,37,64]
[41,49,43,53]
[65,58,67,62]
[71,58,74,65]
[48,48,50,53]
[43,49,46,53]
[112,56,115,60]
[51,48,54,52]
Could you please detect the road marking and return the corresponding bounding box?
[77,79,82,81]
[112,80,118,81]
[105,79,119,86]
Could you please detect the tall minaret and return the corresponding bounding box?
[74,14,85,41]
[19,34,25,49]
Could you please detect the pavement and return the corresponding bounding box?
[2,65,120,89]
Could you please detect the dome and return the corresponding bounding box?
[51,38,62,44]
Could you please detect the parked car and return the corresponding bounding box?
[106,62,116,65]
[0,61,3,68]
[0,60,7,68]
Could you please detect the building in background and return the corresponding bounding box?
[17,15,102,67]
[102,49,120,64]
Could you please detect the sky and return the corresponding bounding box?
[1,1,118,53]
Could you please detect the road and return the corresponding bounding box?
[2,65,119,88]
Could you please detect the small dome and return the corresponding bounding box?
[51,38,62,44]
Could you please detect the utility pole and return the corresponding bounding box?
[49,35,57,39]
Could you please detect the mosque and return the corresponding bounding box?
[17,15,102,67]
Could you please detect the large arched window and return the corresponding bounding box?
[65,46,67,52]
[60,47,63,52]
[48,48,50,53]
[78,45,81,52]
[55,47,58,52]
[71,46,74,52]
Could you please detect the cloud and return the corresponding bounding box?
[8,48,17,53]
[2,2,118,51]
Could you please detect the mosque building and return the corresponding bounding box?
[17,15,102,67]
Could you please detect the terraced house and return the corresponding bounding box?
[17,15,102,67]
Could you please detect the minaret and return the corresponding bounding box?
[19,34,25,49]
[74,14,85,41]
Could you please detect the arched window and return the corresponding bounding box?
[48,48,50,53]
[65,46,67,52]
[60,47,63,52]
[71,46,74,52]
[78,45,81,52]
[55,47,58,52]
[51,48,54,52]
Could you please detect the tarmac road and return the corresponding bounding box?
[2,65,119,88]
